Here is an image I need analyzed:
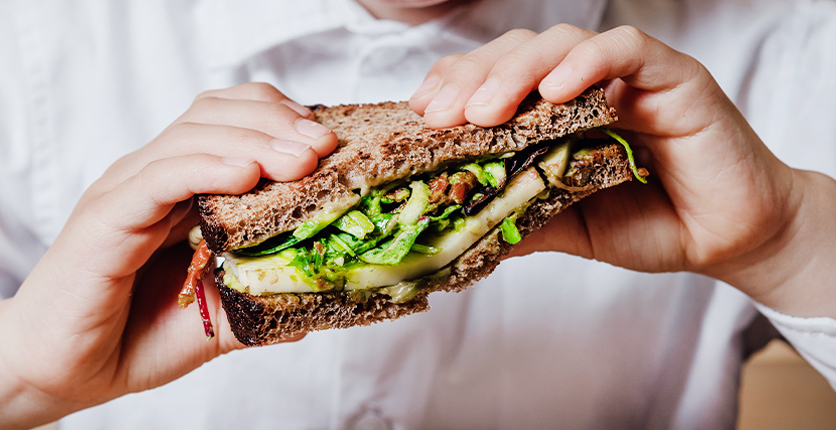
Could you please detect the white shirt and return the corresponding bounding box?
[1,0,835,428]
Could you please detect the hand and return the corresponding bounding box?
[410,25,836,319]
[0,83,335,429]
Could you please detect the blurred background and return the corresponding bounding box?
[29,339,836,430]
[737,340,836,429]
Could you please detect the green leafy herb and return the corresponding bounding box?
[329,233,356,256]
[430,204,461,221]
[361,195,383,217]
[370,213,397,234]
[234,233,301,257]
[288,248,314,277]
[360,217,430,265]
[601,128,647,184]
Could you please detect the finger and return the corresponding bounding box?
[195,82,314,118]
[68,154,263,279]
[100,154,265,231]
[409,54,464,114]
[175,97,337,157]
[98,123,320,191]
[463,24,596,126]
[417,29,540,128]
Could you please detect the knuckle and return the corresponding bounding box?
[613,25,649,50]
[438,53,464,65]
[194,89,218,101]
[446,54,482,78]
[240,82,284,101]
[433,53,465,73]
[501,28,537,43]
[265,101,297,123]
[547,22,581,36]
[189,95,218,111]
[492,54,535,81]
[165,121,201,139]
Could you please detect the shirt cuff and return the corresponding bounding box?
[755,303,836,390]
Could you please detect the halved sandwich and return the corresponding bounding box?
[190,88,646,346]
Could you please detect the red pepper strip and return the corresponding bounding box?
[179,240,212,308]
[194,275,215,339]
[179,240,215,339]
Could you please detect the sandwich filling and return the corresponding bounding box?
[217,131,643,301]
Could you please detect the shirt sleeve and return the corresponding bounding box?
[755,303,836,390]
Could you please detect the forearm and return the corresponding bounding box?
[0,298,76,430]
[721,169,836,319]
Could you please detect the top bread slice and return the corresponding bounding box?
[198,88,617,255]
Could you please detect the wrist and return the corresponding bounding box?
[0,299,79,429]
[717,170,836,319]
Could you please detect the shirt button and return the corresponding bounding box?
[349,410,393,430]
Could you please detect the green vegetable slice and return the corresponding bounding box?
[335,210,376,240]
[410,243,440,255]
[500,216,522,244]
[294,208,347,240]
[601,128,647,184]
[483,161,506,188]
[359,217,430,265]
[398,181,431,225]
[461,163,489,186]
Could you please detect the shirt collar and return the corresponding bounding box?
[197,0,608,70]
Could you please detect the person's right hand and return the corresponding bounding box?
[409,25,836,321]
[0,83,336,430]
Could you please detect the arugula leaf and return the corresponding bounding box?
[234,232,301,257]
[359,217,430,265]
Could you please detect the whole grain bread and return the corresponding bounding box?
[217,143,636,346]
[198,88,616,255]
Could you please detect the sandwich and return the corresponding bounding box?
[181,88,647,346]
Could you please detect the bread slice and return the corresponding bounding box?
[199,88,636,346]
[198,88,617,255]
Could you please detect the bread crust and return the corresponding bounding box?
[217,143,634,346]
[199,89,616,254]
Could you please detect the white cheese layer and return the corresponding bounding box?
[224,168,546,295]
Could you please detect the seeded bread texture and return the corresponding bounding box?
[218,143,636,346]
[198,88,616,255]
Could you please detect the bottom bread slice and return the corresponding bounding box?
[217,143,635,346]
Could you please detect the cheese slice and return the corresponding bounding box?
[223,167,546,295]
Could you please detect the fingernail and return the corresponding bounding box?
[281,100,313,117]
[411,75,440,99]
[465,78,500,108]
[296,119,331,139]
[542,65,573,89]
[222,157,255,167]
[424,86,458,113]
[271,139,311,157]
